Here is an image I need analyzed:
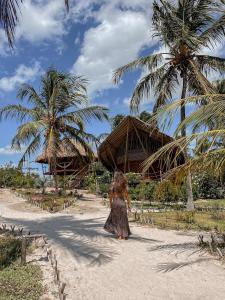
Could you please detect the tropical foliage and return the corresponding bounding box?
[113,0,225,210]
[111,110,157,129]
[142,91,225,199]
[0,68,108,189]
[0,163,41,188]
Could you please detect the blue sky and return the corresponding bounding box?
[0,0,224,171]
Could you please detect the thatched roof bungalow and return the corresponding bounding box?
[36,140,95,186]
[98,116,182,180]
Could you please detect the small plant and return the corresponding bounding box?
[0,237,21,269]
[175,211,196,224]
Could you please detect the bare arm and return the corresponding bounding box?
[124,189,131,210]
[108,190,113,208]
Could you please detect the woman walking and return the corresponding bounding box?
[104,171,131,239]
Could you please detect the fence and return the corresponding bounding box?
[0,223,67,300]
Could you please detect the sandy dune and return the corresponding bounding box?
[0,189,225,300]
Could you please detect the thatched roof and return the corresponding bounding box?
[98,116,174,172]
[36,139,94,164]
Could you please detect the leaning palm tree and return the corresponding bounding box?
[0,0,69,47]
[0,68,108,190]
[113,0,225,210]
[142,92,225,188]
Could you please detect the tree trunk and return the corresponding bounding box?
[52,162,59,193]
[181,75,195,211]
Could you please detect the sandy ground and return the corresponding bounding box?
[0,189,225,300]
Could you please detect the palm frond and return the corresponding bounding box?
[129,63,170,112]
[0,104,36,121]
[113,53,164,84]
[18,134,41,168]
[196,55,225,75]
[17,84,47,110]
[200,13,225,47]
[188,60,215,94]
[0,0,22,47]
[11,121,42,149]
[143,129,225,173]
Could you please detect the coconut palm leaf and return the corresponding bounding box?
[18,134,42,168]
[0,68,109,182]
[0,0,22,47]
[0,104,36,121]
[113,53,165,84]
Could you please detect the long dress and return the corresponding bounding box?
[104,187,131,238]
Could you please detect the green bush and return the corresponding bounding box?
[0,238,21,269]
[0,163,41,189]
[155,180,185,203]
[126,172,142,186]
[193,173,223,199]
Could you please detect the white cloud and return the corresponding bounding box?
[0,145,25,155]
[0,62,42,92]
[0,0,68,53]
[17,0,66,43]
[72,0,156,95]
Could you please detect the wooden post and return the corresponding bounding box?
[21,237,26,265]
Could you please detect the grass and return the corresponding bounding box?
[195,199,225,209]
[0,264,43,300]
[132,210,225,232]
[15,189,76,212]
[0,237,21,269]
[0,236,43,300]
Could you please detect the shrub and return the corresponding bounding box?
[193,173,223,199]
[154,180,187,203]
[126,172,142,186]
[0,237,21,269]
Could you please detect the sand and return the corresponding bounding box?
[0,189,225,300]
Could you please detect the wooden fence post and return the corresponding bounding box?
[21,237,26,265]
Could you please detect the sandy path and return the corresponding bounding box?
[0,189,225,300]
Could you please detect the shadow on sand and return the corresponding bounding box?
[1,214,162,267]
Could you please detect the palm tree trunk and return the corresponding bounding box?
[181,75,194,211]
[52,161,59,193]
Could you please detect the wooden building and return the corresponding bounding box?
[98,116,182,180]
[36,140,95,187]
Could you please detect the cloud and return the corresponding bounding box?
[72,0,156,95]
[17,0,67,43]
[0,62,42,92]
[0,0,68,53]
[0,145,25,155]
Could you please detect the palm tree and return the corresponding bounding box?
[0,0,69,47]
[111,111,157,130]
[0,68,108,190]
[113,0,225,210]
[142,92,225,188]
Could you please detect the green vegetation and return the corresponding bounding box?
[0,264,43,300]
[0,237,21,269]
[132,211,225,232]
[83,162,111,196]
[0,236,43,300]
[113,0,225,211]
[0,68,108,191]
[0,163,41,189]
[17,189,76,212]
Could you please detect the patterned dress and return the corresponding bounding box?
[104,185,131,238]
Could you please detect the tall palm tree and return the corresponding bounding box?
[0,68,108,190]
[0,0,69,47]
[142,92,225,188]
[113,0,225,210]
